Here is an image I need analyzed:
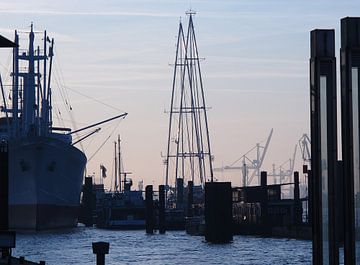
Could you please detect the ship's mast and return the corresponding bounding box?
[114,140,118,192]
[9,25,54,137]
[118,135,121,192]
[164,11,214,191]
[11,31,19,137]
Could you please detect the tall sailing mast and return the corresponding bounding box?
[164,11,214,190]
[118,135,122,192]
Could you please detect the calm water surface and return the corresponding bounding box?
[13,227,311,264]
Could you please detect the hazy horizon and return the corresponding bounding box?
[0,0,358,189]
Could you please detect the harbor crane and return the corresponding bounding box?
[267,144,297,184]
[214,129,273,187]
[299,133,311,166]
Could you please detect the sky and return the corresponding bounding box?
[0,0,359,189]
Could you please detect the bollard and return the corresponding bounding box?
[187,181,194,217]
[92,242,109,265]
[158,185,166,234]
[205,182,233,243]
[39,261,46,265]
[145,185,154,234]
[19,256,25,264]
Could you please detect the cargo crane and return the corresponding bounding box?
[214,129,273,187]
[267,144,297,184]
[298,133,311,202]
[299,133,311,166]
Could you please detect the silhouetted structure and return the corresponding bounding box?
[205,182,233,243]
[92,242,109,265]
[159,185,166,234]
[340,17,360,265]
[310,28,338,265]
[145,185,154,234]
[80,177,95,227]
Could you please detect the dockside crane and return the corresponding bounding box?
[267,144,297,184]
[299,133,311,166]
[214,129,273,187]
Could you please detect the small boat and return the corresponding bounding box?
[95,136,145,229]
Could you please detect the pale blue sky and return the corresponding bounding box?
[0,0,358,188]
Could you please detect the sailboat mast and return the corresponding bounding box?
[114,141,118,192]
[118,135,122,192]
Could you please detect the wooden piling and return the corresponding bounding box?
[145,185,154,234]
[293,171,301,225]
[82,177,94,227]
[159,185,166,234]
[204,182,233,243]
[187,181,193,217]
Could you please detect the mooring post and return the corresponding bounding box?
[159,185,166,234]
[204,182,233,243]
[176,178,184,208]
[83,177,94,227]
[293,171,301,225]
[260,171,268,233]
[187,181,194,217]
[92,242,109,265]
[145,185,154,234]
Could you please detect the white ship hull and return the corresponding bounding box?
[8,137,86,230]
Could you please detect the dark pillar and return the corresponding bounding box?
[176,178,184,207]
[293,171,302,225]
[308,169,313,226]
[310,29,338,264]
[336,161,344,245]
[340,17,360,265]
[158,185,166,234]
[92,242,109,265]
[187,181,194,217]
[0,141,9,231]
[204,182,233,243]
[82,177,94,227]
[145,185,154,234]
[260,171,268,232]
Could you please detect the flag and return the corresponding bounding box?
[100,164,107,178]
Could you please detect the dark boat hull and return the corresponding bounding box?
[8,137,86,230]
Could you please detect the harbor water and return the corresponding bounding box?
[13,226,311,264]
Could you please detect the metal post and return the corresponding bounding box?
[204,182,233,243]
[340,17,360,265]
[310,29,338,264]
[145,185,154,234]
[92,242,109,265]
[294,171,301,225]
[187,181,194,217]
[159,185,166,234]
[260,171,268,233]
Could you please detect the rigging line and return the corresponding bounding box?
[64,85,124,113]
[82,121,115,152]
[54,46,72,104]
[87,119,123,162]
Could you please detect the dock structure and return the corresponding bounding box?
[205,182,233,243]
[308,16,360,264]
